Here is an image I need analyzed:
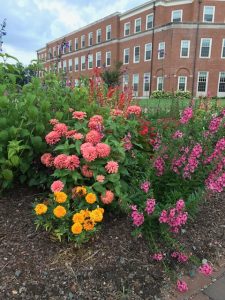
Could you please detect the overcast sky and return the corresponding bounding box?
[1,0,145,65]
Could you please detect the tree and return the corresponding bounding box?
[101,61,126,87]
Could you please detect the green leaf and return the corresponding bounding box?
[10,155,20,167]
[92,182,106,193]
[2,169,13,181]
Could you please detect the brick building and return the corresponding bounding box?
[37,0,225,98]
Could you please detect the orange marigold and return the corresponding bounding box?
[71,222,83,234]
[83,219,95,231]
[72,186,87,198]
[53,205,67,218]
[34,203,48,215]
[72,212,85,224]
[85,193,97,204]
[54,191,67,203]
[80,209,90,218]
[90,209,104,222]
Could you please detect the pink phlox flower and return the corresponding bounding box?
[152,253,163,261]
[177,280,188,292]
[145,198,156,215]
[140,181,151,193]
[172,130,183,139]
[199,263,213,276]
[180,107,193,124]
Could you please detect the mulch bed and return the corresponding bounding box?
[0,187,225,300]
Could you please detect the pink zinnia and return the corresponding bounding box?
[105,161,119,174]
[126,105,142,117]
[88,115,103,130]
[85,130,102,144]
[199,263,213,276]
[110,109,123,117]
[53,123,68,136]
[41,153,54,167]
[101,190,114,204]
[177,280,188,292]
[65,155,80,170]
[73,133,84,140]
[54,154,68,169]
[81,143,97,162]
[45,131,61,145]
[51,180,64,192]
[96,175,105,183]
[81,165,93,178]
[72,111,87,120]
[65,130,77,138]
[49,119,59,125]
[96,143,111,158]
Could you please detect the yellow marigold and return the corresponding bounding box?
[85,193,97,204]
[53,205,67,218]
[72,186,87,198]
[34,203,48,215]
[97,207,104,214]
[54,192,67,203]
[90,209,103,222]
[72,212,85,224]
[80,209,90,218]
[71,222,83,234]
[83,219,95,231]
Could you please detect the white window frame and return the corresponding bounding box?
[200,38,212,58]
[158,42,165,59]
[221,39,225,59]
[81,35,85,48]
[123,74,129,91]
[81,56,86,71]
[58,61,62,72]
[124,22,130,36]
[106,25,111,41]
[69,40,72,52]
[134,18,141,33]
[197,71,208,96]
[143,73,150,96]
[133,46,140,63]
[144,43,152,61]
[74,57,79,72]
[96,29,102,44]
[146,14,154,30]
[63,60,67,73]
[123,48,130,65]
[96,51,101,68]
[203,6,215,23]
[88,32,93,46]
[106,51,111,67]
[69,59,73,72]
[88,54,93,69]
[217,72,225,97]
[177,76,187,91]
[132,74,139,96]
[180,40,190,58]
[157,77,164,91]
[75,38,78,51]
[171,10,183,22]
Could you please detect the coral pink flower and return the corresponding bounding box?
[126,105,142,117]
[105,161,119,174]
[65,130,77,138]
[85,130,102,144]
[65,155,80,170]
[177,280,188,292]
[81,165,93,177]
[89,115,103,123]
[199,263,213,276]
[101,190,114,204]
[96,143,111,158]
[72,111,87,120]
[96,175,105,183]
[51,180,64,192]
[53,123,68,136]
[152,253,163,261]
[41,153,54,167]
[110,109,123,117]
[45,131,61,145]
[53,154,68,169]
[73,133,84,140]
[81,143,97,162]
[49,119,59,125]
[88,115,103,130]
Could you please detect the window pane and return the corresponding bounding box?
[204,7,214,22]
[147,15,153,29]
[201,39,211,57]
[172,10,182,22]
[198,72,207,92]
[219,72,225,92]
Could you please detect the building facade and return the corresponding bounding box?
[37,0,225,98]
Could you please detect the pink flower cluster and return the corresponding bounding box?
[204,137,225,164]
[183,143,202,178]
[41,153,54,167]
[110,108,123,117]
[140,181,151,193]
[96,175,105,183]
[122,132,133,151]
[53,154,80,170]
[49,119,59,125]
[159,199,188,233]
[171,251,188,263]
[45,131,61,145]
[101,190,114,204]
[53,123,68,136]
[51,180,64,192]
[153,157,165,176]
[81,165,93,177]
[145,198,156,215]
[105,161,119,174]
[198,263,213,276]
[180,107,193,124]
[85,130,102,144]
[172,153,186,174]
[72,111,87,120]
[177,280,188,292]
[172,130,183,139]
[88,115,103,131]
[205,158,225,192]
[152,134,161,151]
[208,116,222,134]
[152,253,163,261]
[131,205,144,227]
[81,142,111,162]
[126,105,142,117]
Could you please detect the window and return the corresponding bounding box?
[69,59,72,72]
[69,40,72,52]
[81,56,86,70]
[124,22,130,36]
[88,54,93,69]
[221,39,225,58]
[218,72,225,93]
[57,45,60,56]
[88,32,93,46]
[75,79,79,87]
[58,61,62,72]
[200,38,212,58]
[180,40,190,58]
[134,46,140,63]
[81,35,85,48]
[106,25,111,41]
[158,42,165,59]
[74,57,79,72]
[203,6,215,23]
[135,18,141,33]
[53,47,56,57]
[171,10,183,22]
[145,43,152,61]
[63,60,67,73]
[146,14,154,29]
[96,52,101,67]
[143,73,150,96]
[197,72,208,92]
[157,77,164,91]
[178,76,187,91]
[96,29,102,44]
[123,74,129,91]
[133,74,139,95]
[75,38,78,51]
[106,51,111,66]
[123,48,130,64]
